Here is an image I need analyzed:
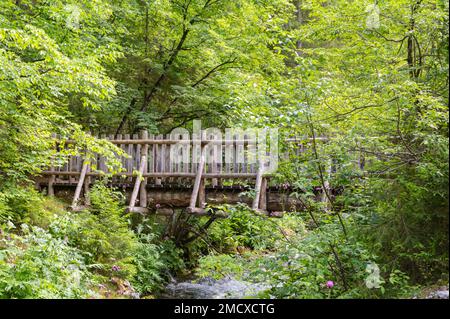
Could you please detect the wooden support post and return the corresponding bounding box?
[129,131,149,210]
[71,160,89,209]
[252,159,265,210]
[259,177,267,211]
[139,130,148,208]
[198,178,206,208]
[189,143,206,211]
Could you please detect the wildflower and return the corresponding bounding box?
[112,265,121,272]
[155,203,161,209]
[326,280,334,289]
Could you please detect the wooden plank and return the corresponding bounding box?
[211,132,219,187]
[124,134,132,181]
[183,135,189,185]
[148,133,154,183]
[225,136,232,175]
[63,139,255,145]
[192,130,200,175]
[234,133,240,175]
[135,133,141,182]
[41,171,262,178]
[155,135,162,186]
[248,132,256,174]
[166,134,172,184]
[131,133,139,184]
[160,135,168,183]
[171,134,179,184]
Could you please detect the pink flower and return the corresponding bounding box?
[326,280,334,288]
[155,203,161,209]
[112,265,121,272]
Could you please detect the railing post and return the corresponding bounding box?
[155,135,162,186]
[259,177,267,211]
[139,130,148,208]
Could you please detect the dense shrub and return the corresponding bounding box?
[206,204,284,251]
[0,185,56,227]
[49,183,138,280]
[195,208,417,299]
[132,217,185,295]
[0,224,96,299]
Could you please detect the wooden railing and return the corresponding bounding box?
[41,131,278,184]
[40,130,281,213]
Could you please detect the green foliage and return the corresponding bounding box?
[251,221,376,299]
[354,170,449,282]
[132,233,165,295]
[196,254,245,280]
[0,185,64,227]
[0,0,125,186]
[195,211,417,299]
[0,224,96,299]
[0,183,186,298]
[131,217,186,295]
[49,182,137,279]
[0,0,447,299]
[206,204,284,251]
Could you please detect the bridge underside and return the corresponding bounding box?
[35,180,309,216]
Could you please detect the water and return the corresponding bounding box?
[159,276,269,299]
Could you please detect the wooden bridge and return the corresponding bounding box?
[36,131,359,217]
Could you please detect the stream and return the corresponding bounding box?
[159,276,269,299]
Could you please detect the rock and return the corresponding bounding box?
[426,288,449,299]
[270,211,284,218]
[435,290,449,299]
